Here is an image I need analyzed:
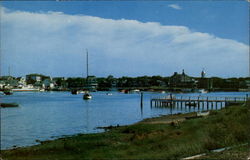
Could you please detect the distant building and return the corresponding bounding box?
[42,79,55,89]
[26,74,49,84]
[0,76,18,89]
[16,77,27,87]
[0,80,5,89]
[169,70,195,88]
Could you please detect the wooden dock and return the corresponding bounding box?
[151,94,248,111]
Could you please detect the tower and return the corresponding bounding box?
[201,69,205,78]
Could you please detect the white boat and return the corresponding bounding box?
[199,89,208,94]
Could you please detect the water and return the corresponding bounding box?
[0,91,248,150]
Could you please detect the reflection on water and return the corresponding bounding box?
[0,91,248,149]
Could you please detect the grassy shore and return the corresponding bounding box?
[1,101,250,160]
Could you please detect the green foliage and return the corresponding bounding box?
[66,78,85,88]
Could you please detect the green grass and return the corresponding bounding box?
[1,101,250,159]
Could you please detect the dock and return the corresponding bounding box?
[151,94,248,111]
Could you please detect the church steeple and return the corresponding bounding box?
[201,68,205,78]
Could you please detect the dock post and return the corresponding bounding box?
[207,97,209,110]
[170,93,173,106]
[225,97,227,108]
[180,96,183,109]
[202,98,204,111]
[198,96,200,111]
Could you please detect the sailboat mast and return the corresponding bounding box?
[86,49,89,78]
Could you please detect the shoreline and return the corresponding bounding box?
[1,101,249,159]
[1,111,198,151]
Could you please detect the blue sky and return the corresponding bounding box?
[1,1,249,78]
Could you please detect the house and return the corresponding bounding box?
[0,80,5,89]
[169,70,195,88]
[16,77,27,88]
[42,78,55,89]
[26,74,49,84]
[0,76,18,88]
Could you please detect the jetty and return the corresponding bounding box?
[151,94,248,110]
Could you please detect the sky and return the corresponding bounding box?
[0,1,249,78]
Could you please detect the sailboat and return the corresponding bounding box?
[83,49,92,100]
[83,92,92,99]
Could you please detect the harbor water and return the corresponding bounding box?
[0,91,248,149]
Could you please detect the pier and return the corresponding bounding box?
[151,94,248,111]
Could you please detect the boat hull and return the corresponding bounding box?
[83,94,92,100]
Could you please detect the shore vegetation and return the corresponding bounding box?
[1,101,249,159]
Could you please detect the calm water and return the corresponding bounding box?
[0,91,248,149]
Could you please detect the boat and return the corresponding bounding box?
[106,93,112,96]
[0,103,18,108]
[83,93,92,100]
[39,88,45,92]
[130,89,140,93]
[160,90,166,94]
[83,49,92,100]
[3,89,13,95]
[198,89,208,94]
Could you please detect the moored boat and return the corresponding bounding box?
[83,49,93,100]
[198,89,208,94]
[3,89,13,95]
[83,93,92,100]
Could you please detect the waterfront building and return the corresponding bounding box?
[42,79,55,89]
[0,76,18,89]
[0,80,5,89]
[169,70,195,88]
[26,74,43,82]
[16,77,27,88]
